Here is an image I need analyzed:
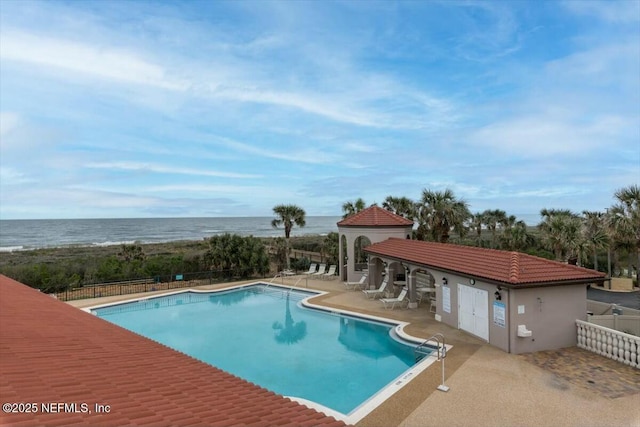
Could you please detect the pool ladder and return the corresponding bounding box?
[270,272,308,288]
[415,333,449,392]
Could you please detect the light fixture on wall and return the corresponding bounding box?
[494,286,502,301]
[442,277,448,285]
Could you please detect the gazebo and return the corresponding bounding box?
[337,206,413,284]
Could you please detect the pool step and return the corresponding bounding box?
[414,347,432,363]
[255,286,308,302]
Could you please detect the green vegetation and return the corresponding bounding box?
[271,204,306,270]
[205,234,269,278]
[362,184,637,277]
[2,184,636,294]
[0,236,273,293]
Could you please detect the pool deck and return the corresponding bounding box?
[69,276,640,427]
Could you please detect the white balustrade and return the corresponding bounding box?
[576,320,639,369]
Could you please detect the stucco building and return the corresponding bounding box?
[338,206,606,354]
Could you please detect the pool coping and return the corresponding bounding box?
[84,281,452,425]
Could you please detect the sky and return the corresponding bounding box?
[0,0,639,221]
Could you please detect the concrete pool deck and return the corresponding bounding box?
[69,276,640,427]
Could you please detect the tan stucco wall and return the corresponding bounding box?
[508,284,587,354]
[611,277,635,291]
[434,275,509,351]
[432,276,587,354]
[338,225,412,283]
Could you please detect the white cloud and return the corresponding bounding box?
[468,115,632,157]
[0,112,21,138]
[0,30,188,90]
[216,137,338,164]
[562,1,640,23]
[545,41,640,87]
[0,1,637,219]
[84,161,261,179]
[141,184,270,194]
[0,167,32,185]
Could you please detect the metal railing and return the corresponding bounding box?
[54,269,266,301]
[415,333,449,392]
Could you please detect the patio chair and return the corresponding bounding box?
[322,265,337,280]
[416,286,435,305]
[362,278,389,299]
[302,263,318,276]
[343,275,367,290]
[312,264,327,278]
[380,288,408,310]
[429,295,437,313]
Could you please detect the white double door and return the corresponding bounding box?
[458,284,489,341]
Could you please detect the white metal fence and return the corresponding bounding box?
[576,320,639,369]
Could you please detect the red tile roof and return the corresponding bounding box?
[0,275,347,427]
[364,238,606,286]
[337,206,414,227]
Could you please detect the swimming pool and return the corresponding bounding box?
[90,284,435,422]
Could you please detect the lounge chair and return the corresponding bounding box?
[343,275,367,290]
[429,295,437,313]
[380,288,408,310]
[312,264,327,278]
[302,263,318,276]
[322,265,337,280]
[362,278,389,299]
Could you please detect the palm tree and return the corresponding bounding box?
[323,232,339,268]
[582,210,609,271]
[609,185,640,277]
[342,198,367,219]
[271,204,306,270]
[538,209,583,262]
[470,212,485,247]
[501,216,533,251]
[382,196,416,219]
[418,189,471,243]
[482,209,507,249]
[118,243,146,262]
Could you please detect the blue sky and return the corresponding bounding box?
[1,0,638,221]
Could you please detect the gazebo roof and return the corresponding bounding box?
[337,206,414,227]
[364,238,606,287]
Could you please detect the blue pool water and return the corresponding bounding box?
[93,285,423,415]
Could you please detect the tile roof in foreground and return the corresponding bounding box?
[0,275,347,427]
[337,206,414,227]
[365,238,606,286]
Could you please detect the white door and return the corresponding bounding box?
[458,284,475,333]
[458,284,489,341]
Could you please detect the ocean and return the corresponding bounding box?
[0,217,342,252]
